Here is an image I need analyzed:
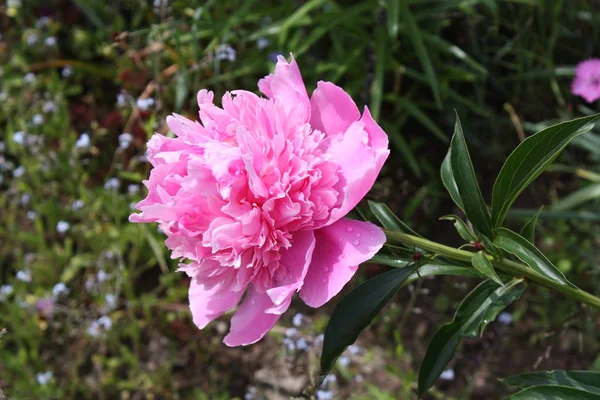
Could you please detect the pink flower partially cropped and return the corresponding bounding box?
[572,58,600,103]
[130,55,389,346]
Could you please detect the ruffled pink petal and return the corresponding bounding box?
[189,276,244,329]
[266,230,316,308]
[360,106,390,171]
[326,121,390,224]
[223,286,283,346]
[300,218,386,308]
[309,81,361,136]
[258,55,310,122]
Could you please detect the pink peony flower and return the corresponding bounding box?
[572,58,600,103]
[130,55,389,346]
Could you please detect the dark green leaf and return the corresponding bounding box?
[491,114,600,227]
[320,265,418,377]
[472,251,503,286]
[401,2,442,109]
[508,386,600,400]
[503,370,600,394]
[368,201,423,238]
[493,228,576,288]
[418,279,525,396]
[441,150,465,212]
[520,207,542,243]
[440,214,476,242]
[449,114,494,238]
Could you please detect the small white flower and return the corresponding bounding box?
[118,132,133,149]
[97,269,110,283]
[52,282,70,297]
[128,184,140,194]
[13,131,26,145]
[27,210,37,220]
[7,0,22,8]
[282,337,296,351]
[337,355,350,368]
[16,270,32,282]
[35,16,51,29]
[321,374,336,387]
[87,316,113,337]
[62,65,73,77]
[256,38,270,50]
[36,371,53,385]
[440,368,455,381]
[44,36,56,47]
[347,344,361,355]
[498,312,513,325]
[75,133,91,149]
[136,98,154,111]
[104,177,120,190]
[104,293,117,310]
[0,91,7,102]
[296,337,308,351]
[355,374,364,383]
[84,277,95,292]
[13,165,25,177]
[292,313,304,327]
[21,193,31,205]
[285,327,298,338]
[0,141,5,152]
[56,220,70,233]
[24,72,36,84]
[316,390,334,400]
[129,202,137,210]
[245,386,257,400]
[26,33,39,46]
[32,114,44,125]
[117,93,127,107]
[71,199,84,211]
[314,333,324,345]
[42,101,56,113]
[0,284,14,301]
[215,44,236,62]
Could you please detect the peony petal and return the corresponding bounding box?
[189,276,244,330]
[360,106,390,170]
[224,286,283,346]
[326,121,390,224]
[266,230,316,307]
[310,81,361,136]
[258,55,310,121]
[300,218,386,308]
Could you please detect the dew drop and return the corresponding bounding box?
[353,240,360,245]
[322,278,327,283]
[251,299,256,305]
[346,227,354,233]
[323,267,329,272]
[355,233,361,238]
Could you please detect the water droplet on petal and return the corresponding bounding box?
[251,299,256,305]
[322,278,327,283]
[323,267,329,272]
[353,240,360,245]
[355,233,361,238]
[346,227,354,233]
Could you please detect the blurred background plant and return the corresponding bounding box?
[0,0,598,398]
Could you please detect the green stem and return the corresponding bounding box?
[384,230,600,310]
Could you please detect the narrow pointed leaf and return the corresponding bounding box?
[471,251,503,286]
[368,201,423,238]
[520,207,543,243]
[492,113,600,227]
[508,386,600,400]
[418,279,525,396]
[503,370,600,394]
[493,228,576,288]
[401,1,442,109]
[440,214,476,242]
[449,114,494,238]
[551,183,600,212]
[320,264,418,377]
[441,150,465,211]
